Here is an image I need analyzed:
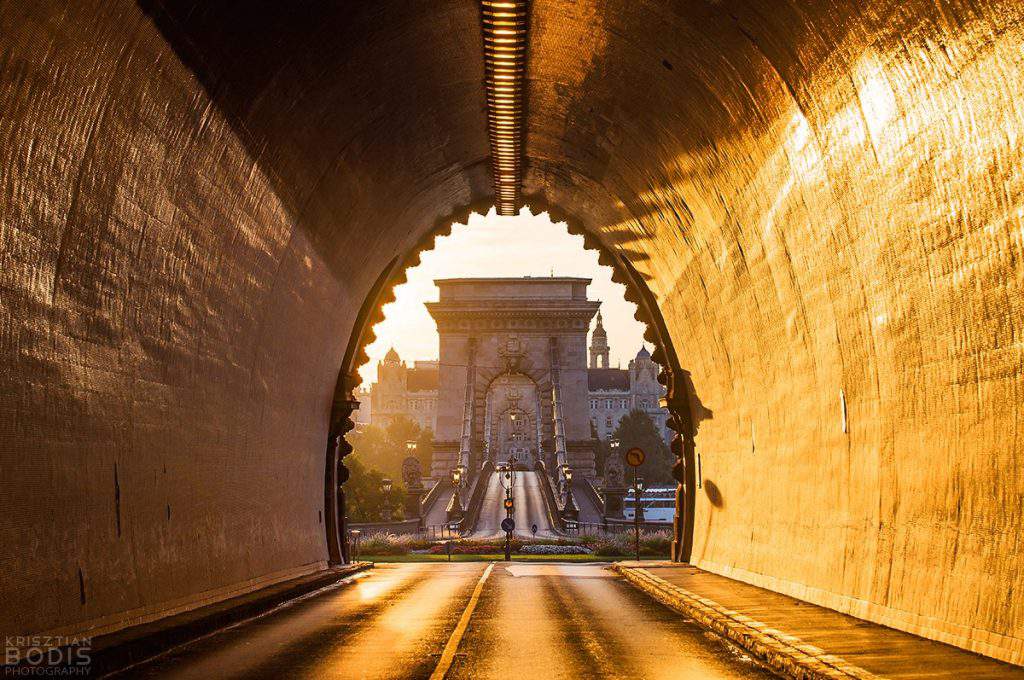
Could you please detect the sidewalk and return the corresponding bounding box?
[613,562,1023,680]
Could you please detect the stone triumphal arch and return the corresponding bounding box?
[427,278,600,481]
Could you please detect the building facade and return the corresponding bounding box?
[362,278,672,479]
[587,311,670,441]
[366,351,439,432]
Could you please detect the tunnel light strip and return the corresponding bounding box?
[481,0,528,216]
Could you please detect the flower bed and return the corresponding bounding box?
[352,529,673,558]
[427,542,506,555]
[519,544,592,555]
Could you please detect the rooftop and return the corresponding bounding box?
[588,368,630,391]
[433,276,593,302]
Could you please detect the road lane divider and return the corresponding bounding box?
[429,562,495,679]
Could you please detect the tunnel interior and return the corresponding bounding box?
[1,0,1022,665]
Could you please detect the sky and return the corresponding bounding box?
[358,208,647,385]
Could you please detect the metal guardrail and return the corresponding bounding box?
[565,519,674,535]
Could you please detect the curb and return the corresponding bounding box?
[611,565,882,680]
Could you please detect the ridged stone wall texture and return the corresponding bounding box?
[1,0,1021,664]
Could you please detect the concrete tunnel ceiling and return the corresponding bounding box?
[1,0,1022,665]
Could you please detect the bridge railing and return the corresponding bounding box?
[576,477,605,517]
[459,459,494,534]
[534,460,567,532]
[419,477,449,516]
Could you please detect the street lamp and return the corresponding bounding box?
[561,465,579,523]
[447,467,464,523]
[381,478,393,522]
[350,529,362,562]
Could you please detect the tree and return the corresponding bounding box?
[349,415,423,480]
[344,454,407,522]
[611,409,674,484]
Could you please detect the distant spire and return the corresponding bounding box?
[589,308,610,368]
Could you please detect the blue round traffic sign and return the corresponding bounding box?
[501,517,515,533]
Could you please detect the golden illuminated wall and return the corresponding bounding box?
[0,0,1021,663]
[525,0,1024,663]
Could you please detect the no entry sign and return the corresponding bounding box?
[625,447,646,467]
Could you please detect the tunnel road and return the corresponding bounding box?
[126,562,775,679]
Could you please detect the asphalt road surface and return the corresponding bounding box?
[473,470,559,538]
[127,563,776,679]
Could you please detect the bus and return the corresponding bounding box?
[623,487,676,523]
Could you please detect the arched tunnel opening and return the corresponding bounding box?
[335,208,691,561]
[1,0,1022,672]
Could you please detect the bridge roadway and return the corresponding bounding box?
[473,470,558,538]
[128,562,775,679]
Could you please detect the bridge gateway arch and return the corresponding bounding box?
[427,277,599,480]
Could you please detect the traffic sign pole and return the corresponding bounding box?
[501,516,515,561]
[634,465,640,562]
[624,447,646,563]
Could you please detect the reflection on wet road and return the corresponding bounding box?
[130,563,775,679]
[474,471,558,538]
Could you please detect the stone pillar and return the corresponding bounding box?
[602,450,625,519]
[402,456,425,529]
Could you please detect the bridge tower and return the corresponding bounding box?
[426,277,600,480]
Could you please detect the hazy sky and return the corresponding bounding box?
[358,208,647,384]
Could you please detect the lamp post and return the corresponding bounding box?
[350,529,362,562]
[561,464,579,523]
[446,466,464,524]
[381,478,393,522]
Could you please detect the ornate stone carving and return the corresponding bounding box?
[498,334,525,373]
[402,455,423,489]
[605,450,624,488]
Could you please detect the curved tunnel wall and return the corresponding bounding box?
[0,0,1021,664]
[525,0,1024,662]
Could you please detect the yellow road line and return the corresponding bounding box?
[429,562,495,680]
